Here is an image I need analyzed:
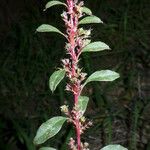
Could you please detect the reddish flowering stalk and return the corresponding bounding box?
[62,0,86,149]
[61,1,93,149]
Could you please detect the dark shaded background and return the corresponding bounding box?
[0,0,150,150]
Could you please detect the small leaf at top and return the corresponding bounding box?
[82,41,110,52]
[79,16,103,25]
[36,24,65,37]
[100,144,128,150]
[39,147,57,150]
[81,7,92,15]
[44,0,67,11]
[33,116,67,145]
[49,69,66,93]
[83,70,120,87]
[78,96,89,116]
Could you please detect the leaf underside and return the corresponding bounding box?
[33,116,67,145]
[81,7,92,15]
[84,70,120,87]
[36,24,65,36]
[39,147,57,150]
[79,16,103,25]
[100,144,128,150]
[78,96,89,116]
[49,69,66,93]
[44,0,66,11]
[82,41,110,52]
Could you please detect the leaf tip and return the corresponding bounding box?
[97,17,103,24]
[114,72,120,81]
[108,46,111,50]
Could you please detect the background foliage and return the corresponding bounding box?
[0,0,150,150]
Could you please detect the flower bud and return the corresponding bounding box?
[78,28,91,36]
[61,11,68,19]
[80,116,86,123]
[60,105,69,113]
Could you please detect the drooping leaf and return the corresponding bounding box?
[82,41,110,52]
[78,96,89,116]
[36,24,65,37]
[34,116,67,145]
[44,0,67,11]
[81,7,92,15]
[79,16,103,25]
[83,70,120,87]
[49,69,66,93]
[101,145,128,150]
[39,147,57,150]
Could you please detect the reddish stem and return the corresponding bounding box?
[66,0,81,149]
[74,93,81,150]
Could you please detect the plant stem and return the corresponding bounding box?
[66,0,81,149]
[76,118,81,150]
[74,94,81,150]
[65,0,81,150]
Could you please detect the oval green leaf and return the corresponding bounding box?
[34,116,67,145]
[101,145,128,150]
[44,1,67,11]
[83,70,120,87]
[39,147,57,150]
[49,69,66,93]
[81,7,92,15]
[82,41,110,52]
[78,96,89,116]
[79,16,103,25]
[36,24,65,36]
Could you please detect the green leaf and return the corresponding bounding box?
[34,116,67,145]
[101,145,128,150]
[44,0,66,11]
[49,69,66,93]
[78,96,89,116]
[83,70,120,86]
[82,41,110,52]
[81,7,92,15]
[79,16,103,25]
[39,147,57,150]
[36,24,65,36]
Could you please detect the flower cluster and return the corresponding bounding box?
[69,137,90,150]
[61,104,92,132]
[61,0,90,96]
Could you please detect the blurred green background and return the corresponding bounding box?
[0,0,150,150]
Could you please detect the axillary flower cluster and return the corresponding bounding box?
[33,0,124,150]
